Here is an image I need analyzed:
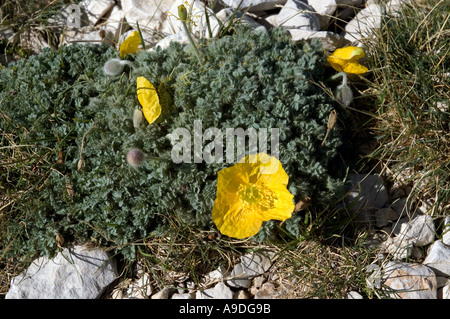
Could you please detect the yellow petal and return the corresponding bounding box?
[342,62,368,75]
[239,153,289,186]
[331,46,365,61]
[217,164,249,197]
[212,200,264,239]
[119,31,141,59]
[136,76,161,125]
[327,55,347,72]
[260,183,295,221]
[327,46,368,74]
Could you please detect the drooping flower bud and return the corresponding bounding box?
[126,148,146,167]
[336,82,353,107]
[104,58,123,75]
[103,58,135,76]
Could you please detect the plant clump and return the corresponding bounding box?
[0,27,351,261]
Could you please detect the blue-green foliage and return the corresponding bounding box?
[0,27,347,260]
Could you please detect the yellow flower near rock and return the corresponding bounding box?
[212,153,295,239]
[327,46,368,75]
[119,31,141,59]
[136,76,161,125]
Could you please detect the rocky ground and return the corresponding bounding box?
[6,174,450,299]
[3,0,449,299]
[5,169,450,299]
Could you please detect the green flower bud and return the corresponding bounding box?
[178,4,188,22]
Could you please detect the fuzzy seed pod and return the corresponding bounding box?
[133,108,143,128]
[294,196,312,212]
[55,232,64,249]
[126,148,146,167]
[327,109,337,130]
[77,158,85,171]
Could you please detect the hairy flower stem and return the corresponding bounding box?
[181,21,202,63]
[329,71,348,85]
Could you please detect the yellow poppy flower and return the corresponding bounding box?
[119,31,141,59]
[136,76,161,125]
[327,46,368,75]
[212,153,295,239]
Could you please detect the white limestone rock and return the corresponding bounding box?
[241,252,273,277]
[385,0,412,17]
[79,0,116,26]
[346,291,364,299]
[442,216,450,246]
[276,0,320,31]
[382,261,437,299]
[6,245,118,299]
[102,5,127,42]
[18,30,51,54]
[196,281,233,299]
[64,26,116,46]
[151,287,171,299]
[381,236,413,260]
[122,0,176,33]
[288,29,350,51]
[304,0,337,29]
[201,265,230,288]
[47,1,115,29]
[343,3,383,43]
[219,0,287,12]
[382,214,435,260]
[423,240,450,277]
[54,3,125,46]
[227,252,272,289]
[345,174,389,212]
[227,263,252,289]
[209,8,266,37]
[171,292,195,299]
[441,283,450,299]
[153,31,189,50]
[397,214,435,247]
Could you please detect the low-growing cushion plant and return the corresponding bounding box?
[0,27,351,261]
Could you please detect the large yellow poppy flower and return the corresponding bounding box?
[212,153,295,239]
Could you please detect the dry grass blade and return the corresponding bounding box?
[274,239,377,298]
[364,0,450,217]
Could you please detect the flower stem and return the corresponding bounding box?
[329,71,348,85]
[181,21,202,63]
